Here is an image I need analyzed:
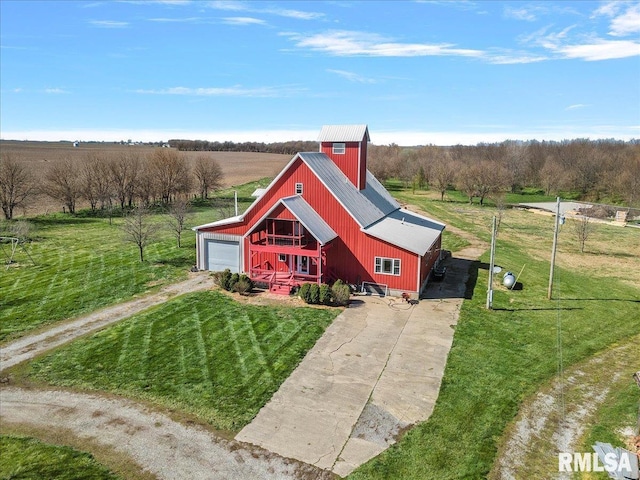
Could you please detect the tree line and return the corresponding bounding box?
[168,139,318,155]
[0,149,224,220]
[367,139,639,207]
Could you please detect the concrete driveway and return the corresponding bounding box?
[236,289,462,477]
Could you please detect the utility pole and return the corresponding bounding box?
[487,215,497,310]
[548,197,561,300]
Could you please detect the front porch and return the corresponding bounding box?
[245,196,339,295]
[249,244,329,295]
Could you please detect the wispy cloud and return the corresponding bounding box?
[209,1,323,20]
[284,30,484,58]
[608,3,640,36]
[222,16,266,26]
[148,16,207,23]
[134,85,303,97]
[44,88,70,94]
[504,6,538,21]
[326,69,377,83]
[565,104,590,110]
[89,20,129,28]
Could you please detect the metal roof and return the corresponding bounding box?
[300,152,398,228]
[363,208,445,256]
[317,124,370,143]
[280,196,338,245]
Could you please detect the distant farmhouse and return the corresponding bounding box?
[194,125,445,297]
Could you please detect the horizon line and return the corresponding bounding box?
[1,128,638,147]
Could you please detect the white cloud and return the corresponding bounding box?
[608,3,640,36]
[134,85,303,97]
[555,38,640,60]
[286,30,484,58]
[89,20,129,28]
[326,69,377,83]
[44,88,70,94]
[147,16,206,23]
[222,16,266,25]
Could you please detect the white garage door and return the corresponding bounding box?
[206,239,240,273]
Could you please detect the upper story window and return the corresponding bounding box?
[295,182,303,195]
[332,143,346,154]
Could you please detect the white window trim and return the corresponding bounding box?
[332,142,346,154]
[278,253,287,262]
[295,182,303,195]
[374,256,401,276]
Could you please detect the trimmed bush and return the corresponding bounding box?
[233,274,254,296]
[229,273,240,291]
[309,283,320,305]
[319,283,333,305]
[298,283,312,303]
[332,279,351,306]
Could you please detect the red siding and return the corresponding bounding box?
[320,141,365,190]
[199,154,439,293]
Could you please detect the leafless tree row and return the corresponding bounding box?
[0,149,224,219]
[368,139,640,206]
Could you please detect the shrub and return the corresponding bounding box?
[232,274,254,295]
[298,283,312,303]
[309,283,320,305]
[228,273,240,291]
[215,269,232,290]
[234,278,252,296]
[332,279,351,306]
[319,283,332,305]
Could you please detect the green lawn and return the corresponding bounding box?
[0,181,263,344]
[350,190,640,479]
[0,435,120,480]
[27,290,339,431]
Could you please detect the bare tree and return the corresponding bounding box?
[166,199,191,248]
[193,155,224,199]
[573,216,593,253]
[0,153,34,220]
[43,158,82,214]
[148,149,191,204]
[122,205,157,262]
[431,152,456,201]
[108,152,140,210]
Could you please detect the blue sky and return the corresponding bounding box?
[1,0,639,145]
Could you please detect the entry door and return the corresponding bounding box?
[297,255,309,274]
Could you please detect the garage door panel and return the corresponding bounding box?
[206,240,240,273]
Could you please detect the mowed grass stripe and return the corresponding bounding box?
[1,214,192,343]
[28,290,339,431]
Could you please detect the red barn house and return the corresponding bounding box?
[194,125,445,297]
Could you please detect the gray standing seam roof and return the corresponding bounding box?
[317,125,370,143]
[279,196,338,246]
[299,152,399,228]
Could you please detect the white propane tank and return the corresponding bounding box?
[503,272,516,288]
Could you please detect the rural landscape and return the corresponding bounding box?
[1,138,639,479]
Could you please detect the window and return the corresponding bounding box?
[375,257,401,276]
[332,143,345,154]
[278,254,287,262]
[295,182,303,195]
